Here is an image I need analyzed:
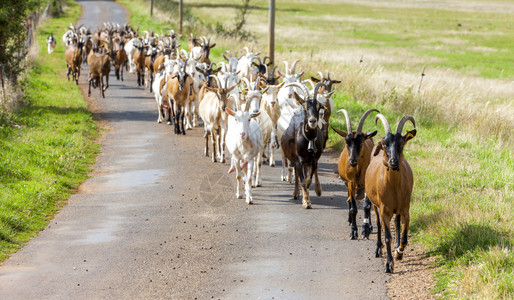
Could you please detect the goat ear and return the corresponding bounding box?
[311,77,320,83]
[296,71,305,78]
[330,125,348,138]
[210,43,216,48]
[277,71,284,77]
[404,129,416,143]
[278,81,285,88]
[252,62,260,67]
[326,90,335,98]
[223,55,229,61]
[372,143,383,157]
[251,111,261,118]
[366,130,378,139]
[332,80,342,84]
[226,107,235,117]
[262,86,270,94]
[206,87,217,92]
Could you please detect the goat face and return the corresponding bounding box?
[373,114,416,171]
[297,97,322,130]
[375,131,416,171]
[173,71,188,91]
[227,108,260,141]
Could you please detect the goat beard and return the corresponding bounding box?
[228,160,249,174]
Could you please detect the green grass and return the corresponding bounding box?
[0,0,98,261]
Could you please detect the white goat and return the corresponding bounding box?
[260,81,285,167]
[236,47,259,81]
[226,106,263,204]
[124,38,140,74]
[46,35,56,54]
[277,60,305,110]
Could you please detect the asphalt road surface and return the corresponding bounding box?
[0,1,389,299]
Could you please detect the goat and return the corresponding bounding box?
[225,102,263,204]
[46,34,56,54]
[260,81,285,167]
[189,33,201,52]
[112,40,127,81]
[236,47,260,81]
[144,45,158,92]
[166,60,192,135]
[87,49,111,98]
[133,41,146,87]
[277,60,305,111]
[365,114,416,273]
[198,76,236,162]
[222,50,239,73]
[277,82,326,209]
[124,37,139,73]
[65,41,84,85]
[331,108,378,239]
[311,71,341,148]
[198,36,216,65]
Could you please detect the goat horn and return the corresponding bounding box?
[337,109,353,133]
[224,76,229,89]
[223,50,232,58]
[396,115,416,135]
[240,77,251,91]
[313,82,324,101]
[317,72,324,79]
[327,71,331,80]
[272,66,278,75]
[290,59,300,74]
[244,46,250,55]
[284,82,309,99]
[356,108,380,134]
[282,61,290,76]
[375,114,392,134]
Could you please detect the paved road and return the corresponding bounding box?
[0,1,389,299]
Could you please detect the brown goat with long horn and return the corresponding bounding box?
[331,108,378,240]
[365,114,416,273]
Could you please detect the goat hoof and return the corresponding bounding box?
[395,248,404,260]
[350,229,358,240]
[362,224,371,239]
[375,248,382,258]
[246,198,253,204]
[385,262,394,273]
[302,202,312,209]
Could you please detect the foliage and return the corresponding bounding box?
[0,0,97,261]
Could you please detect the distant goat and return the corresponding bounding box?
[46,34,56,54]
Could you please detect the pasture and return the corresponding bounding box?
[122,0,513,298]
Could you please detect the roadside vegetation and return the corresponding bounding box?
[122,0,512,298]
[0,0,97,261]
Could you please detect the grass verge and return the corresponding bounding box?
[0,0,98,261]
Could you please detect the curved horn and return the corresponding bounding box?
[317,71,324,79]
[282,61,290,76]
[272,66,278,75]
[337,109,353,133]
[223,50,232,58]
[312,82,324,101]
[396,115,416,135]
[290,59,300,74]
[356,108,380,134]
[240,77,251,91]
[284,82,309,99]
[224,76,229,89]
[327,71,331,80]
[375,114,392,134]
[244,46,250,55]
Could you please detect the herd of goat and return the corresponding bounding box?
[53,23,418,273]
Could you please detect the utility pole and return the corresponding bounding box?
[268,0,275,66]
[150,0,153,16]
[179,0,183,35]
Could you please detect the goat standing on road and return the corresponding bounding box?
[331,108,378,239]
[365,114,416,273]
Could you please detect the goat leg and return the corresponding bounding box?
[374,205,383,258]
[382,212,394,273]
[395,212,409,260]
[362,196,372,239]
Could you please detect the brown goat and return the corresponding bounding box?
[88,50,111,98]
[65,41,84,85]
[133,43,146,87]
[113,40,127,81]
[166,61,193,135]
[331,108,378,240]
[365,114,416,273]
